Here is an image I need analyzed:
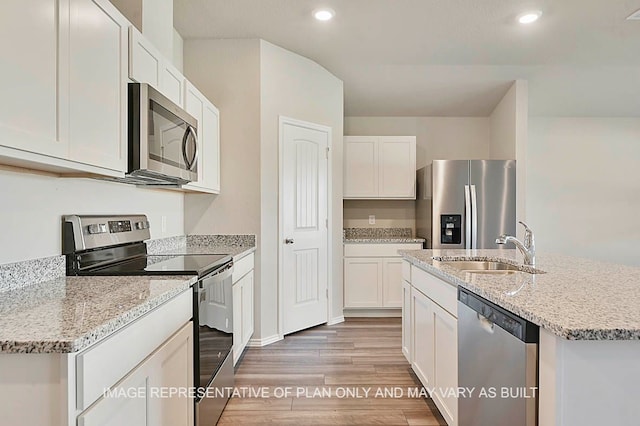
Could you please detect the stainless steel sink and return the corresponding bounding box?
[436,260,543,275]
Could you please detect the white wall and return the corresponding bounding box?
[260,40,344,331]
[489,80,528,238]
[183,39,344,340]
[141,0,173,60]
[0,167,184,264]
[527,117,640,266]
[172,29,184,72]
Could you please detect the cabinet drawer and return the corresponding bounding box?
[233,252,254,283]
[344,243,422,257]
[76,290,192,410]
[411,266,457,317]
[402,260,411,282]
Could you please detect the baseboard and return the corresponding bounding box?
[327,315,345,326]
[247,334,283,347]
[343,308,402,318]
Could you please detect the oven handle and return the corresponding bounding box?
[199,262,234,288]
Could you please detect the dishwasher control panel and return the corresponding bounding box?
[458,287,538,343]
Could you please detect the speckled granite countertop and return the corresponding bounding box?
[0,275,195,353]
[343,227,425,244]
[148,234,256,260]
[400,249,640,341]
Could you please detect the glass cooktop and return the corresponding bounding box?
[89,254,231,278]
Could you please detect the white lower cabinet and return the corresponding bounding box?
[343,243,422,310]
[232,253,255,365]
[404,261,458,426]
[78,322,193,426]
[401,279,412,361]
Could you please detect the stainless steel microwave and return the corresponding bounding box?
[126,83,198,186]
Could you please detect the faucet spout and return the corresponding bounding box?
[495,222,536,266]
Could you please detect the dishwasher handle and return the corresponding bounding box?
[458,287,539,343]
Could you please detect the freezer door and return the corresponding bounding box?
[469,160,516,249]
[432,160,469,249]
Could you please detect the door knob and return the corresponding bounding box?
[285,238,295,244]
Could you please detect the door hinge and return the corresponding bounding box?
[326,147,330,159]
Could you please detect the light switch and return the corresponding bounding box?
[368,215,376,225]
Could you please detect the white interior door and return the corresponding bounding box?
[281,119,329,335]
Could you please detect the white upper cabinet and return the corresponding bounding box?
[129,27,185,107]
[0,0,128,176]
[67,0,129,172]
[344,136,416,199]
[183,82,221,193]
[0,0,65,158]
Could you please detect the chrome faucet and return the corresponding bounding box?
[496,221,536,266]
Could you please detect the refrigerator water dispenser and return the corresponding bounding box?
[441,215,461,244]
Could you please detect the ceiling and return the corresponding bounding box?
[174,0,640,117]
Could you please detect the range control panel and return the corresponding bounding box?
[63,215,151,252]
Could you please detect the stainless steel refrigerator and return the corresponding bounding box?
[416,160,516,249]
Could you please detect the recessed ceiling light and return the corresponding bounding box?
[314,8,335,21]
[627,9,640,20]
[518,11,542,24]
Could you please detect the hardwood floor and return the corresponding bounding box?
[218,318,446,425]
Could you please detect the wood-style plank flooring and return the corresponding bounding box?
[218,318,446,425]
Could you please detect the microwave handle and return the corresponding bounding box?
[181,126,198,171]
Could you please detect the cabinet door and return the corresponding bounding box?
[0,0,66,158]
[433,303,458,426]
[241,271,254,347]
[382,258,403,307]
[411,287,434,388]
[129,27,161,87]
[183,83,220,193]
[79,323,193,426]
[160,62,185,107]
[343,137,378,198]
[67,0,128,172]
[401,280,412,362]
[232,281,242,366]
[201,101,221,193]
[344,258,383,308]
[378,136,416,198]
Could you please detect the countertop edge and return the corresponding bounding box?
[0,277,196,354]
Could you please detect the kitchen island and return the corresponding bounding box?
[400,249,640,426]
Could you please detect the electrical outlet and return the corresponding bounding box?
[161,215,167,233]
[368,215,376,225]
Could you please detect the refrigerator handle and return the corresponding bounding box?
[471,185,478,249]
[464,185,471,249]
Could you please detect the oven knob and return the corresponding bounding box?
[87,223,107,234]
[135,221,149,230]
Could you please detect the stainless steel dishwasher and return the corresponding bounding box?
[458,287,539,426]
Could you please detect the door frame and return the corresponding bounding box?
[277,116,333,339]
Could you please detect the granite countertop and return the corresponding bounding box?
[343,227,425,244]
[148,234,256,260]
[400,249,640,341]
[0,275,196,353]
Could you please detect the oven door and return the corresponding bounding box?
[194,262,234,425]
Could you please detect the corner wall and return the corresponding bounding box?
[527,117,640,266]
[259,40,345,333]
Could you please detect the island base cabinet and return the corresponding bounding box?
[407,267,458,426]
[410,287,435,388]
[432,302,458,426]
[78,322,193,426]
[401,279,412,361]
